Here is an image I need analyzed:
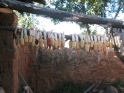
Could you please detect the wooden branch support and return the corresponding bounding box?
[18,71,33,93]
[83,83,96,93]
[0,0,124,28]
[0,26,16,32]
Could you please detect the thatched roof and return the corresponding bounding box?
[18,0,46,5]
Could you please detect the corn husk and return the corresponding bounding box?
[24,35,28,43]
[85,44,90,52]
[58,39,61,47]
[80,40,85,48]
[20,38,24,46]
[61,39,65,47]
[90,41,94,48]
[69,40,72,48]
[43,39,47,48]
[29,35,33,43]
[39,38,43,48]
[94,42,98,51]
[32,36,35,47]
[54,40,58,49]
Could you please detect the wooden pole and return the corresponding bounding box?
[0,0,124,28]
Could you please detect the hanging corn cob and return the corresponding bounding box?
[51,32,55,46]
[54,32,58,49]
[61,32,65,48]
[106,35,110,47]
[103,35,107,54]
[35,30,40,47]
[85,35,90,52]
[32,29,36,47]
[24,28,28,43]
[72,34,76,49]
[28,28,33,43]
[58,32,62,48]
[90,35,94,48]
[75,34,79,50]
[79,35,85,48]
[97,35,102,51]
[20,29,24,46]
[101,35,104,52]
[109,39,113,48]
[39,31,43,48]
[69,40,72,48]
[93,35,98,51]
[47,31,52,49]
[43,31,47,48]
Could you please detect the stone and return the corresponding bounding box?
[98,90,105,93]
[105,85,118,93]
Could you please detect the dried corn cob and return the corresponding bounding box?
[31,29,36,47]
[39,38,43,48]
[39,31,43,48]
[72,41,76,49]
[20,30,24,46]
[43,31,47,48]
[61,39,65,48]
[32,36,35,47]
[58,33,62,48]
[76,42,80,49]
[85,44,90,52]
[51,39,55,46]
[75,34,79,49]
[54,40,58,49]
[28,29,33,43]
[97,41,101,51]
[61,32,65,48]
[24,29,28,43]
[94,42,98,51]
[58,39,61,48]
[109,41,112,48]
[90,41,94,47]
[69,40,72,48]
[51,32,55,47]
[106,41,110,47]
[44,39,47,48]
[80,40,85,48]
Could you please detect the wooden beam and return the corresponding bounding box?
[0,0,124,29]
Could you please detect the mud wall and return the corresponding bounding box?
[0,30,18,93]
[16,46,124,93]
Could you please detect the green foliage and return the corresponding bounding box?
[113,79,124,93]
[52,81,91,93]
[82,30,97,35]
[14,11,39,29]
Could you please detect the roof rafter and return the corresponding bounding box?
[0,0,124,28]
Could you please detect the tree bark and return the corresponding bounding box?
[0,0,124,28]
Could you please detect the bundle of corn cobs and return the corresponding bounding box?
[69,34,113,54]
[15,28,65,50]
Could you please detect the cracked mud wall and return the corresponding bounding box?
[16,45,124,93]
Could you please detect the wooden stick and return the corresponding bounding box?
[83,83,96,93]
[18,71,33,93]
[0,0,124,28]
